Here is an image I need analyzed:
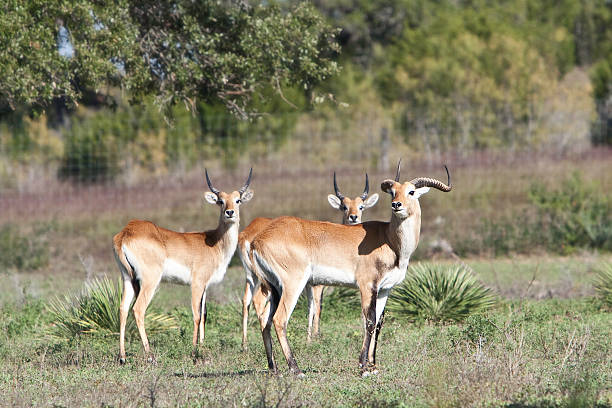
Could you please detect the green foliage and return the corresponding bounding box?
[57,92,302,182]
[0,223,49,271]
[388,263,496,322]
[457,172,612,257]
[477,213,543,257]
[378,4,561,150]
[58,111,124,183]
[46,277,178,340]
[0,298,46,339]
[0,1,339,117]
[528,172,612,253]
[593,263,612,307]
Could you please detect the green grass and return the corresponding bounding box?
[0,265,611,407]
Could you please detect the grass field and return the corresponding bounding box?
[1,149,611,407]
[1,256,611,407]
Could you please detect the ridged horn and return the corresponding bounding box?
[333,172,345,200]
[409,165,452,192]
[395,159,401,182]
[205,168,220,195]
[238,167,253,195]
[360,173,370,200]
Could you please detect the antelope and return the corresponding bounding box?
[113,168,253,364]
[239,173,379,350]
[250,162,451,376]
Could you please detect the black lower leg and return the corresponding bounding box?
[372,310,385,365]
[263,286,281,373]
[359,292,378,368]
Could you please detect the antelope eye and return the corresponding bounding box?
[359,205,364,210]
[408,190,415,196]
[341,205,346,211]
[236,199,241,204]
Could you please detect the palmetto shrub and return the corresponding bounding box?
[47,277,178,340]
[388,263,496,323]
[593,263,612,308]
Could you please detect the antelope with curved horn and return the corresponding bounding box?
[113,168,253,364]
[239,173,379,350]
[250,162,451,376]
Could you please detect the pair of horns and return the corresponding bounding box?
[205,168,252,196]
[334,172,369,201]
[394,160,452,192]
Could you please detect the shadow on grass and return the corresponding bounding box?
[173,369,259,378]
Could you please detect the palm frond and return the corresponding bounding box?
[593,263,612,307]
[47,277,179,340]
[388,263,496,323]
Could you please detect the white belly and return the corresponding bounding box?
[209,264,228,285]
[162,258,192,285]
[310,264,356,287]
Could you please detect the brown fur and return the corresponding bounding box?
[113,187,252,364]
[239,185,379,350]
[250,178,446,375]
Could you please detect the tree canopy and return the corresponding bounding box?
[0,0,339,117]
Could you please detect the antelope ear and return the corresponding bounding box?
[413,187,430,199]
[327,194,342,209]
[363,193,379,208]
[241,190,254,203]
[381,180,396,194]
[204,192,218,204]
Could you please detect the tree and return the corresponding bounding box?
[0,0,339,118]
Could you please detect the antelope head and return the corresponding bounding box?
[204,168,254,223]
[381,161,452,219]
[328,172,379,225]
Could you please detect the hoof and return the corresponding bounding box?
[361,364,378,378]
[296,372,306,379]
[119,357,126,365]
[147,356,157,365]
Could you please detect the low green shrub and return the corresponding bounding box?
[0,223,49,271]
[460,172,612,256]
[528,172,612,253]
[388,263,496,323]
[47,277,179,340]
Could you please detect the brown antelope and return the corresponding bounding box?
[113,169,253,364]
[239,173,379,350]
[250,162,451,376]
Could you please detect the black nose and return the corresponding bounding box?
[349,215,358,222]
[391,201,402,210]
[225,210,234,217]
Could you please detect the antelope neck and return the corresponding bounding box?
[386,210,421,266]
